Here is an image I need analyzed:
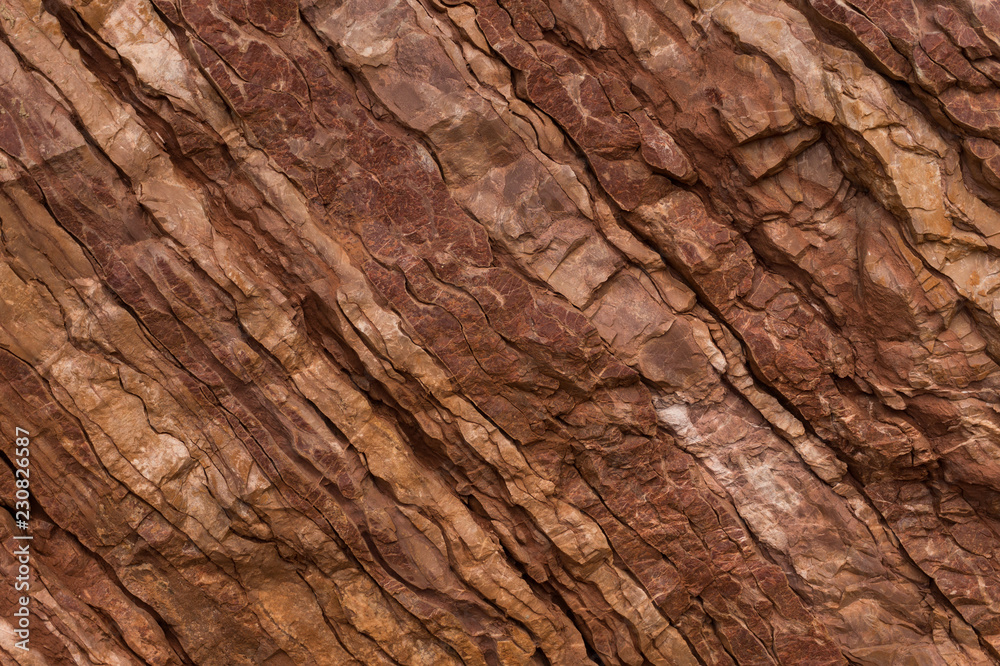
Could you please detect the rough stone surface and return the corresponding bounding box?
[3,0,1000,664]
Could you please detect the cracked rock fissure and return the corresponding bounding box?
[4,0,1000,663]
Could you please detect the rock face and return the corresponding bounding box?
[5,0,1000,663]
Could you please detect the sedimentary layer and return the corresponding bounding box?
[4,0,1000,663]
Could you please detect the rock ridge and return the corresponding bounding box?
[2,0,1000,663]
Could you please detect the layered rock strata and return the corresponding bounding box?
[3,0,1000,663]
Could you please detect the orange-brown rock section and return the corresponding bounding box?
[2,0,1000,663]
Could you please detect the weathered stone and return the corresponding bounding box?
[3,0,1000,664]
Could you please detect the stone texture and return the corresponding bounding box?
[2,0,1000,664]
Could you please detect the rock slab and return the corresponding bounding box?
[2,0,1000,663]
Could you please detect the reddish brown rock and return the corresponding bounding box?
[3,0,1000,664]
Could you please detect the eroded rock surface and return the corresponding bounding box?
[3,0,1000,663]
